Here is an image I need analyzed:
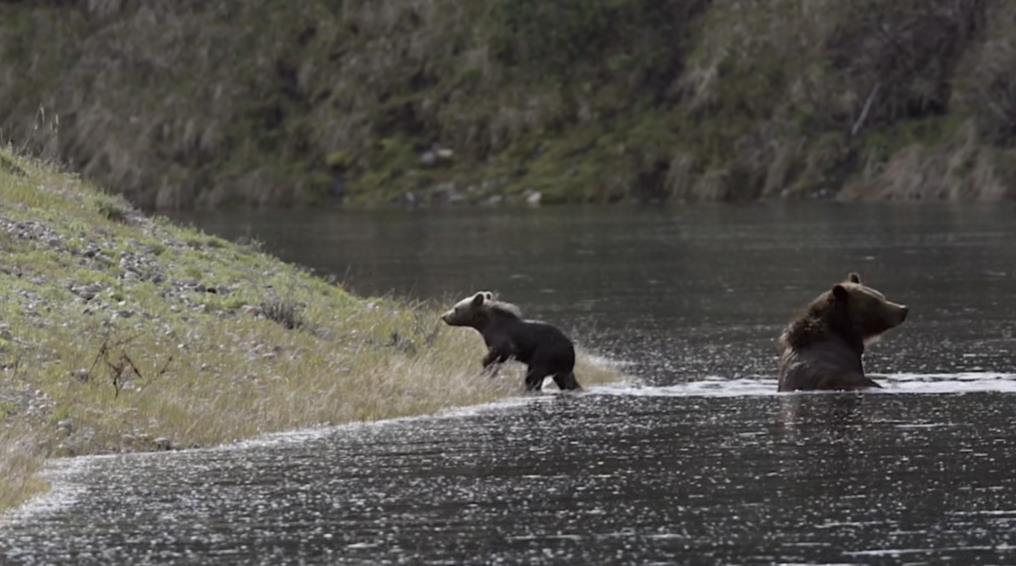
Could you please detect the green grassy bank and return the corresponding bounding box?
[0,150,622,512]
[3,1,1016,209]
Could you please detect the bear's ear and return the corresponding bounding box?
[472,292,486,307]
[483,291,495,301]
[847,272,861,284]
[832,284,849,302]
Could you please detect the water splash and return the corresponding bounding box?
[591,377,778,397]
[877,372,1016,393]
[590,372,1016,398]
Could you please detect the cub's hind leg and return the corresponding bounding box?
[524,366,552,391]
[552,371,581,391]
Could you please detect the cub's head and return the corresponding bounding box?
[831,272,909,341]
[440,291,497,327]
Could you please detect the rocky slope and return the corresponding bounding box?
[2,0,1015,208]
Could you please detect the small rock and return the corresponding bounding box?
[419,151,437,167]
[73,368,90,382]
[525,191,543,206]
[430,182,461,204]
[56,419,74,434]
[84,283,103,296]
[154,437,172,451]
[435,147,454,162]
[72,283,103,301]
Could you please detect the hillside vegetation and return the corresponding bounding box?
[2,0,1016,208]
[0,149,621,511]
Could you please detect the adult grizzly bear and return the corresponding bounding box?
[441,292,581,391]
[777,273,909,392]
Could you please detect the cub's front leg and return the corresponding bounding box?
[481,347,511,377]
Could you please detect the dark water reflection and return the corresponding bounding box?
[6,394,1016,564]
[167,203,1016,380]
[4,204,1016,564]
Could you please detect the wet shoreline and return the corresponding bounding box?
[5,379,1016,564]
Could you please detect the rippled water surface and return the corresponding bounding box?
[4,204,1016,564]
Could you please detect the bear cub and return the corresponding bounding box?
[441,292,581,391]
[778,273,908,392]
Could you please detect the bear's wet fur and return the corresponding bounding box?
[777,273,909,392]
[441,292,581,391]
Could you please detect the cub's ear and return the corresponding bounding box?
[847,272,861,284]
[832,284,849,301]
[472,292,486,307]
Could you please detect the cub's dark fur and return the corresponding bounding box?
[441,292,581,391]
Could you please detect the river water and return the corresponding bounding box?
[3,204,1016,564]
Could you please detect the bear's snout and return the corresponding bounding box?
[440,309,461,325]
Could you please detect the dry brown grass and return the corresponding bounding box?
[0,426,47,511]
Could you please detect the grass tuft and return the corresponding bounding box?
[0,427,47,511]
[259,297,304,330]
[94,195,130,223]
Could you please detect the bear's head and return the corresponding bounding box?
[830,272,909,342]
[440,291,508,328]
